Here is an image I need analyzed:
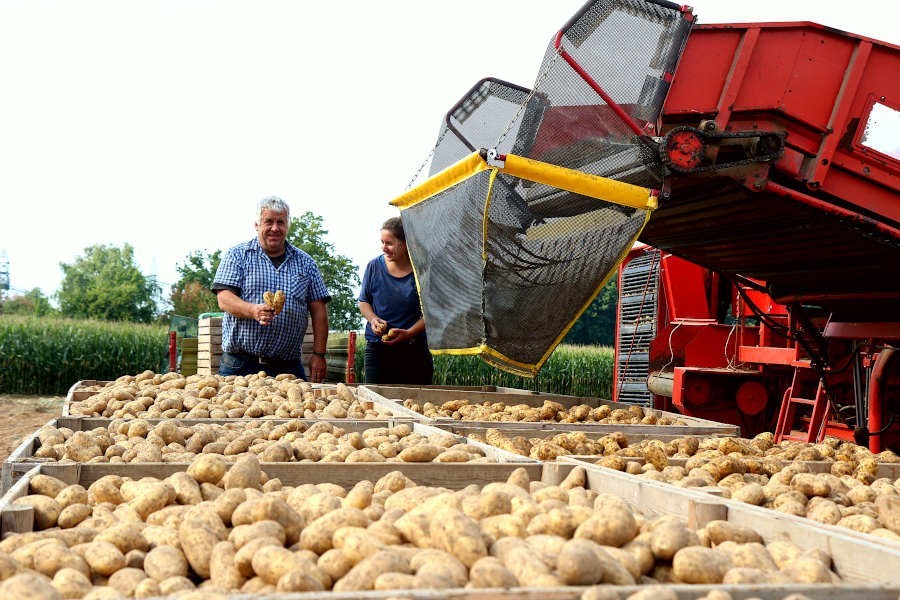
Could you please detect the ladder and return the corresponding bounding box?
[773,367,829,443]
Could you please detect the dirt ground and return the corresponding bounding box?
[0,395,64,462]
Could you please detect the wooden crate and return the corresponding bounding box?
[61,379,113,417]
[559,457,900,580]
[358,385,740,435]
[1,463,897,595]
[2,417,520,491]
[198,316,223,375]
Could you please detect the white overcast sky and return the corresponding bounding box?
[1,0,897,305]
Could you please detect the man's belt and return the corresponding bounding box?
[228,352,298,366]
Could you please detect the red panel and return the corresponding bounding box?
[660,255,711,320]
[664,29,740,115]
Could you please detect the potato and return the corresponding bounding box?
[58,503,92,529]
[33,544,90,579]
[95,523,149,555]
[397,444,443,462]
[84,541,127,577]
[230,496,303,545]
[144,546,188,581]
[209,541,246,590]
[88,476,124,505]
[229,520,286,549]
[133,578,162,598]
[672,546,733,583]
[178,516,223,578]
[332,549,410,592]
[781,555,832,583]
[468,555,519,588]
[704,520,762,545]
[317,548,355,581]
[333,527,386,564]
[648,520,699,560]
[221,455,262,489]
[300,507,369,554]
[0,572,60,599]
[574,505,637,547]
[722,567,776,584]
[187,454,227,485]
[251,546,315,585]
[428,507,487,567]
[233,536,282,578]
[373,572,417,590]
[55,485,89,509]
[556,538,604,585]
[276,569,325,592]
[13,495,61,530]
[30,474,69,498]
[107,567,147,596]
[876,494,900,534]
[413,559,466,589]
[51,567,92,599]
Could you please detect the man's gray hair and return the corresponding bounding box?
[257,196,290,220]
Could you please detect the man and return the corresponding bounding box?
[212,196,330,381]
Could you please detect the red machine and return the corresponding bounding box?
[613,22,900,451]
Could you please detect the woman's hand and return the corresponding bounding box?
[382,327,412,345]
[369,316,388,336]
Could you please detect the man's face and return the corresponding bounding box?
[256,209,289,256]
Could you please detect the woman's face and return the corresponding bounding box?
[381,229,407,262]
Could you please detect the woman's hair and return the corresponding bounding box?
[382,216,405,242]
[257,196,290,220]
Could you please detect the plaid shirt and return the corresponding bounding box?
[214,238,330,360]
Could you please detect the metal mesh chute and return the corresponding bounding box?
[393,152,655,375]
[395,0,692,375]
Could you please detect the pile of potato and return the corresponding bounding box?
[401,397,686,425]
[590,442,900,543]
[1,460,845,598]
[31,420,501,465]
[68,372,391,420]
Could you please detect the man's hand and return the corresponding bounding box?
[369,317,388,336]
[309,353,326,383]
[252,304,276,326]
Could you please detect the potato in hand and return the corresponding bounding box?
[381,328,399,342]
[263,290,286,315]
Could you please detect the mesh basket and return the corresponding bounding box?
[396,0,692,375]
[393,151,656,376]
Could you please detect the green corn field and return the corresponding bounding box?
[354,339,613,399]
[0,316,168,395]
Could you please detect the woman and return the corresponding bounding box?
[357,217,433,385]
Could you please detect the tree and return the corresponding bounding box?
[564,279,618,346]
[169,250,221,316]
[0,288,57,317]
[57,244,159,322]
[287,211,361,331]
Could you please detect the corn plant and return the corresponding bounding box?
[0,316,168,395]
[354,338,613,399]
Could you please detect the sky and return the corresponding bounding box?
[1,0,897,307]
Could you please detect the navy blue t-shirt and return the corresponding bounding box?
[358,255,425,344]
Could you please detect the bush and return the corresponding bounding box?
[0,316,168,395]
[354,339,613,399]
